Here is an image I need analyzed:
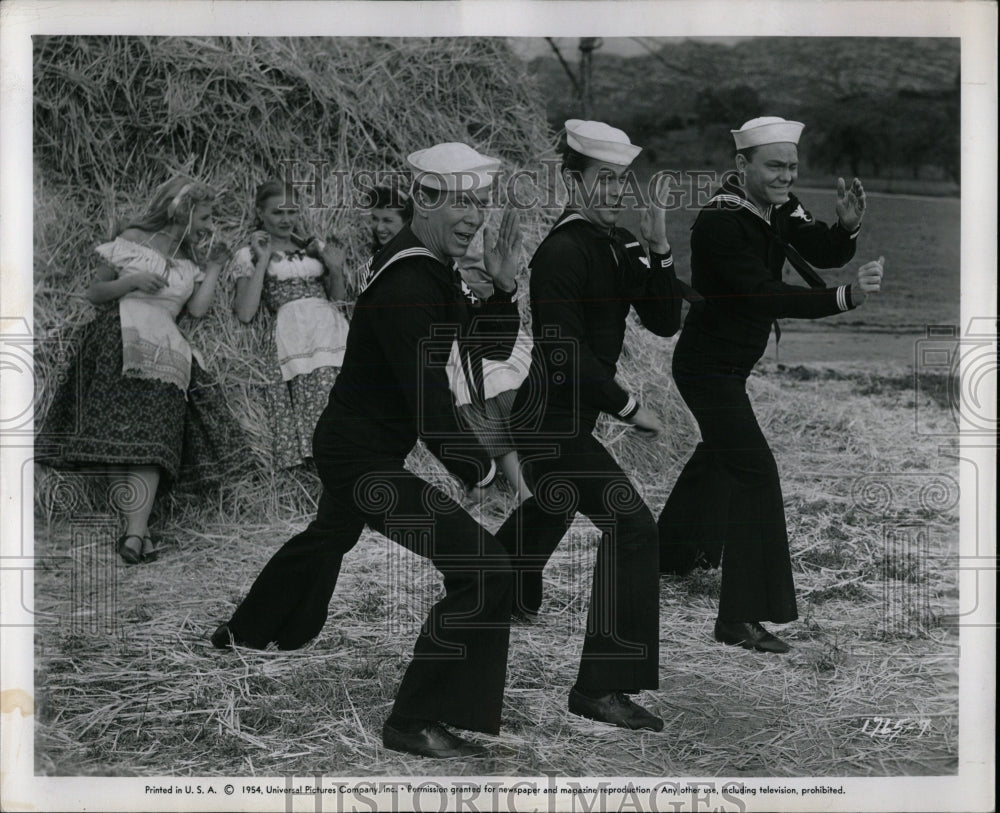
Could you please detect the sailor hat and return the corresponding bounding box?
[407,142,501,192]
[565,119,642,165]
[731,117,805,150]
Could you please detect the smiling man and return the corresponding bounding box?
[212,142,524,760]
[656,116,884,654]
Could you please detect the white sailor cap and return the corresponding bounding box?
[731,117,805,150]
[407,142,501,192]
[565,119,642,165]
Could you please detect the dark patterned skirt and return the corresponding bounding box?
[36,308,248,491]
[264,365,339,470]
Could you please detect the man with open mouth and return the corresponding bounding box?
[212,142,524,760]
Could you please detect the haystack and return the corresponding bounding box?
[33,35,692,519]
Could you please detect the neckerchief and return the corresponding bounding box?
[706,178,827,289]
[704,179,833,355]
[358,225,487,406]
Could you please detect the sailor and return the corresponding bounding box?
[656,116,884,653]
[212,142,523,759]
[494,119,696,732]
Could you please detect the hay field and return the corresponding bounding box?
[31,36,959,778]
[33,355,960,778]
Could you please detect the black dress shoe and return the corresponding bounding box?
[382,720,488,759]
[210,623,248,650]
[568,688,664,732]
[714,620,790,653]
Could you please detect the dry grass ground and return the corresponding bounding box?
[29,35,962,783]
[33,358,959,778]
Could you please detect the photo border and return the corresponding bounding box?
[2,2,995,811]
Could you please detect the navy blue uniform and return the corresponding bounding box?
[225,226,520,734]
[658,177,859,624]
[496,210,691,694]
[677,176,858,370]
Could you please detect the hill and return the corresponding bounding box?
[528,37,960,185]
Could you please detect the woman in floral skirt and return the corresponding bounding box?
[37,175,239,565]
[231,180,349,469]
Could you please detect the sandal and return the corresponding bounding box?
[141,536,159,564]
[117,534,144,565]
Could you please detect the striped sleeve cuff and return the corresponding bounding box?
[474,459,498,489]
[836,284,853,312]
[617,394,640,420]
[649,250,674,270]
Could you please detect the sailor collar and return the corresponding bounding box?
[548,208,651,271]
[357,225,451,297]
[550,209,611,237]
[550,210,638,250]
[705,177,777,226]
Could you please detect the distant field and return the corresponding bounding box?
[613,171,960,364]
